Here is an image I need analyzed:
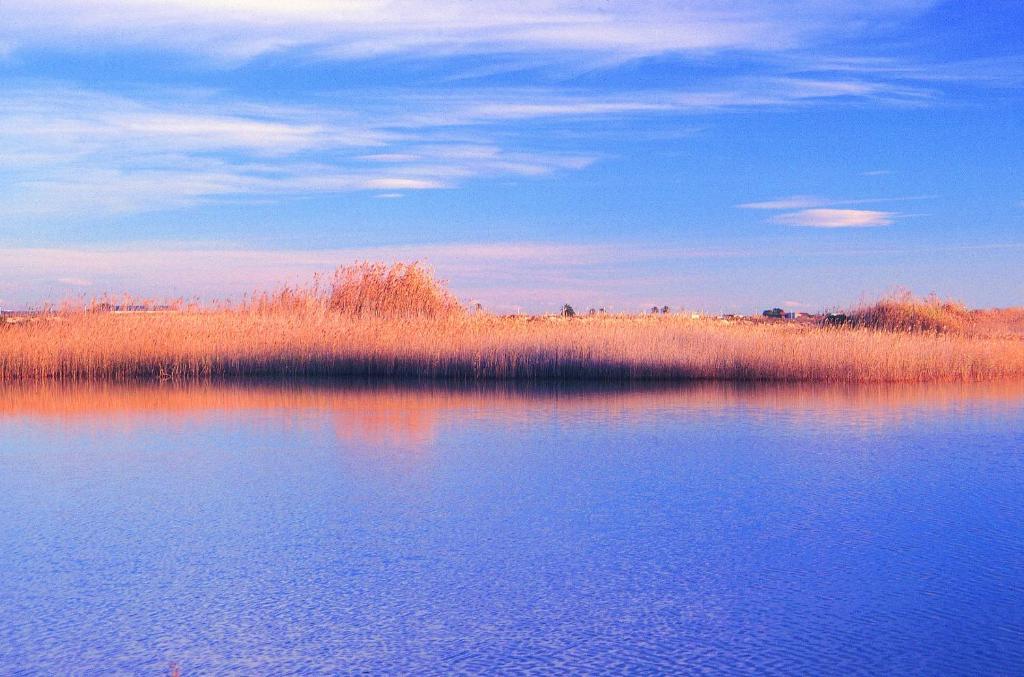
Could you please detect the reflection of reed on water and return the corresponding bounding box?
[2,380,1022,447]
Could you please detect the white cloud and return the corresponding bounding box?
[359,178,445,190]
[799,55,1024,88]
[115,113,331,154]
[773,208,895,228]
[738,196,823,210]
[0,1,940,63]
[359,153,423,163]
[457,101,673,121]
[739,194,933,226]
[2,75,926,221]
[0,88,618,218]
[2,91,395,155]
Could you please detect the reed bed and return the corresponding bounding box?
[1,263,1022,383]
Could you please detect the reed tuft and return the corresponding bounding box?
[251,261,462,318]
[849,291,972,333]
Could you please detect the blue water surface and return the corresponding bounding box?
[0,382,1022,674]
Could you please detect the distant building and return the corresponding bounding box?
[93,303,173,313]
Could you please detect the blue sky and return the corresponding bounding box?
[0,1,1021,312]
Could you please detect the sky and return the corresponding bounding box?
[0,1,1022,313]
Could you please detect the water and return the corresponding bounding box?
[1,381,1022,674]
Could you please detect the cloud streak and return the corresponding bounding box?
[0,1,940,63]
[739,194,938,228]
[738,196,823,210]
[0,88,615,218]
[0,77,948,221]
[772,209,895,228]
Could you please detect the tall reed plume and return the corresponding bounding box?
[252,261,462,318]
[848,291,972,333]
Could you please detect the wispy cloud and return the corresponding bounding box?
[773,209,895,228]
[738,196,824,210]
[739,194,936,228]
[0,1,941,63]
[0,78,947,221]
[740,194,934,210]
[453,101,672,121]
[0,88,615,218]
[796,55,1024,89]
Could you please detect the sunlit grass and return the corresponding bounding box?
[1,262,1022,383]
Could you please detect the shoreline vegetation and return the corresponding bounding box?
[2,262,1023,383]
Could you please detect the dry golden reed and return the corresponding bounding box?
[251,261,462,318]
[1,262,1022,383]
[848,291,972,334]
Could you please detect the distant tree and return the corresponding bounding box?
[599,308,606,314]
[561,304,576,317]
[650,306,659,314]
[587,308,597,316]
[661,305,670,314]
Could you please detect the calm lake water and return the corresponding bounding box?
[1,381,1022,674]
